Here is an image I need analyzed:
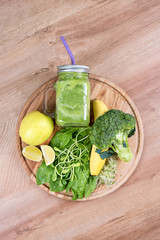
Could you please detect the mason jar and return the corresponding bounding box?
[55,65,90,127]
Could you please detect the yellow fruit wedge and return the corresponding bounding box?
[90,99,108,175]
[40,145,55,166]
[93,99,108,122]
[22,146,42,162]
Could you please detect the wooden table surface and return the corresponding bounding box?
[0,1,160,239]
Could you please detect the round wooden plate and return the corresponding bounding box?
[16,74,144,201]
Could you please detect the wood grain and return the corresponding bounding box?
[16,75,144,200]
[0,0,160,239]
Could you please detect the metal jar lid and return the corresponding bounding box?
[58,65,89,73]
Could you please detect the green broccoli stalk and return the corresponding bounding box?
[90,109,136,162]
[112,131,133,162]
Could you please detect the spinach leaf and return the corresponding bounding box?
[84,175,98,198]
[49,178,67,192]
[66,178,75,194]
[50,131,71,150]
[36,161,53,185]
[68,164,90,200]
[50,127,78,150]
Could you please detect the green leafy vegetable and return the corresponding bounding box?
[49,178,67,192]
[128,127,136,138]
[85,175,98,198]
[36,127,97,200]
[36,161,53,185]
[67,164,90,200]
[95,149,115,160]
[50,127,78,150]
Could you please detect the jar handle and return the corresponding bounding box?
[43,84,55,118]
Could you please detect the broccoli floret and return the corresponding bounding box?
[90,109,136,162]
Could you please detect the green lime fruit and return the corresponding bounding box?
[19,111,54,145]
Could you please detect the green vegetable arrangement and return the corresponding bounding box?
[36,127,98,200]
[90,109,136,162]
[36,109,136,200]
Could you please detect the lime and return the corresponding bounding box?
[40,145,55,166]
[22,146,42,161]
[19,111,54,145]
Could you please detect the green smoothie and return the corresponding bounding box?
[55,72,90,126]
